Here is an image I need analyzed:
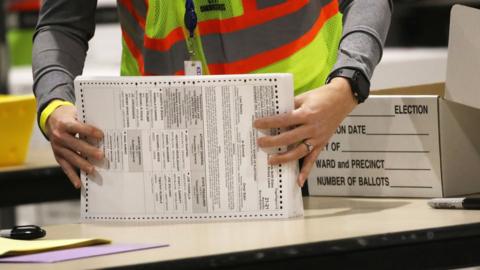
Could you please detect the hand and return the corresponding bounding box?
[45,103,104,189]
[254,77,358,187]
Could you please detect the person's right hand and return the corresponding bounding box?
[45,104,104,189]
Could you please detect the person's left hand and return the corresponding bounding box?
[254,77,358,187]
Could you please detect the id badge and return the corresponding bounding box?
[184,60,203,75]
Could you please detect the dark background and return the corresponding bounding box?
[386,0,480,47]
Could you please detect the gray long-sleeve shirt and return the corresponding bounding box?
[32,0,392,126]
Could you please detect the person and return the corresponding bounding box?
[32,0,392,189]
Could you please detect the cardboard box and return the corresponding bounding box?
[307,5,480,198]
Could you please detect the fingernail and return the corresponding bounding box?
[97,150,104,159]
[74,182,81,189]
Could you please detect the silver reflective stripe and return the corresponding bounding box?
[144,44,189,75]
[131,0,147,19]
[117,2,144,50]
[256,0,287,10]
[202,0,331,64]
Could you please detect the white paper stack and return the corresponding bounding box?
[75,74,304,222]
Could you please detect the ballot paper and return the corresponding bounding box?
[75,74,304,222]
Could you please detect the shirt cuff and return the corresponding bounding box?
[39,100,74,134]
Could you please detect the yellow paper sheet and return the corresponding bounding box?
[0,237,111,257]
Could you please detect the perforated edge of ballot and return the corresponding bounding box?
[75,74,304,222]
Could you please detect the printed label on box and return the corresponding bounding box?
[308,96,443,198]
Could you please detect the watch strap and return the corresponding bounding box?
[326,68,370,103]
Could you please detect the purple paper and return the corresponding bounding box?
[0,243,169,263]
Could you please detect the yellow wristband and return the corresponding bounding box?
[39,100,74,134]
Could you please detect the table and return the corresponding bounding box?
[0,147,78,207]
[0,147,77,228]
[2,197,480,269]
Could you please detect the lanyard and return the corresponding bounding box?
[184,0,197,38]
[183,0,203,75]
[184,0,197,60]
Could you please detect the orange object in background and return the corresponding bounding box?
[7,0,40,12]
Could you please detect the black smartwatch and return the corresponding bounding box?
[326,67,370,103]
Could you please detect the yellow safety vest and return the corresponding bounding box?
[117,0,342,95]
